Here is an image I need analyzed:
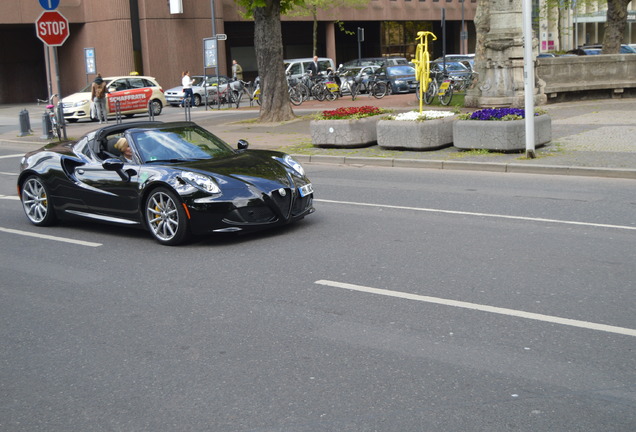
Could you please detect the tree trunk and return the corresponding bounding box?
[602,0,630,54]
[254,0,295,122]
[312,7,318,56]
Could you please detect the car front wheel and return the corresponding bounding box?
[21,176,57,226]
[145,188,189,245]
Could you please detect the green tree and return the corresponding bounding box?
[602,0,631,53]
[234,0,298,122]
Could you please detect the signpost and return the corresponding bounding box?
[35,4,68,140]
[203,34,228,109]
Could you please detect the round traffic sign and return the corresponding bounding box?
[39,0,61,11]
[35,10,70,46]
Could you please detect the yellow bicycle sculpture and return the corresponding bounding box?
[412,31,437,113]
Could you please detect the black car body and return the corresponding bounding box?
[17,121,315,245]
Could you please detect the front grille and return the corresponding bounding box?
[269,189,292,220]
[226,206,276,224]
[292,195,312,216]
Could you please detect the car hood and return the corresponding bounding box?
[389,74,415,80]
[155,151,302,191]
[62,92,91,104]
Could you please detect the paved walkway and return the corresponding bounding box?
[1,94,635,179]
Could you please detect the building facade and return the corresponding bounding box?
[0,0,478,104]
[0,0,634,104]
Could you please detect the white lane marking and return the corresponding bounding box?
[0,195,19,200]
[0,153,23,159]
[0,227,102,247]
[315,280,636,338]
[315,198,636,231]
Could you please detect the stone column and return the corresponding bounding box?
[465,0,546,108]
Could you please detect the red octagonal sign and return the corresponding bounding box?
[35,10,70,46]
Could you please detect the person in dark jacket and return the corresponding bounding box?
[306,56,321,78]
[91,74,108,123]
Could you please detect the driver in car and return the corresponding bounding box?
[114,137,133,162]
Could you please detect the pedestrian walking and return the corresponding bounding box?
[181,71,194,107]
[232,60,243,81]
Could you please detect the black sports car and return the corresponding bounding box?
[17,121,315,245]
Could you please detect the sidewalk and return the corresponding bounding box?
[1,94,635,179]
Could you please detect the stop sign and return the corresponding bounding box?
[35,10,70,46]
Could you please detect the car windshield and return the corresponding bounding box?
[340,67,364,76]
[131,125,236,163]
[191,76,206,86]
[386,66,415,76]
[433,62,468,72]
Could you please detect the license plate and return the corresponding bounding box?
[298,183,314,197]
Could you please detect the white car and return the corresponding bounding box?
[62,75,167,122]
[164,75,232,107]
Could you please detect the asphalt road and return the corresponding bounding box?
[1,153,635,431]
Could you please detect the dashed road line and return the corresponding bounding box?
[315,279,636,337]
[315,198,636,231]
[0,226,102,247]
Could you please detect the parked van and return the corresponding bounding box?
[284,57,336,79]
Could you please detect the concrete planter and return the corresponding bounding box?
[453,114,552,152]
[377,115,456,151]
[310,116,380,148]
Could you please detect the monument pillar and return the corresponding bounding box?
[465,0,546,108]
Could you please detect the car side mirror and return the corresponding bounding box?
[103,158,124,171]
[237,139,249,150]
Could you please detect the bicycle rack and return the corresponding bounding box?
[147,100,155,122]
[115,100,122,124]
[56,102,67,140]
[183,98,191,121]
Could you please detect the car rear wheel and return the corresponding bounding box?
[193,94,202,107]
[21,176,57,226]
[145,188,189,245]
[150,99,163,116]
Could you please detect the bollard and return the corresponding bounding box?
[18,109,33,137]
[40,112,53,140]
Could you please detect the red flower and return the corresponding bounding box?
[320,106,383,120]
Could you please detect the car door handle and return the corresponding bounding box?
[77,169,85,174]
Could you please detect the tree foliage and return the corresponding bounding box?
[286,0,369,55]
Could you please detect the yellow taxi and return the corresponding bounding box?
[62,75,168,122]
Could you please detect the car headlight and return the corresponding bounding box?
[394,80,405,85]
[74,100,89,107]
[281,154,305,176]
[177,171,221,194]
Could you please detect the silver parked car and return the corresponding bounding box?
[164,75,231,107]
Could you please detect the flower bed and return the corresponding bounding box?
[378,110,456,151]
[453,107,552,152]
[311,106,387,148]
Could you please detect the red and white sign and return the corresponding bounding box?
[35,11,70,46]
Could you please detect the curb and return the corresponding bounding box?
[292,154,636,179]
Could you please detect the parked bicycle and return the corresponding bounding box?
[37,94,61,139]
[366,74,389,99]
[228,79,256,108]
[287,74,304,106]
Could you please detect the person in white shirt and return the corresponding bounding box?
[181,71,194,107]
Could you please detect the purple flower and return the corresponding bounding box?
[469,108,526,121]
